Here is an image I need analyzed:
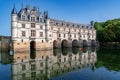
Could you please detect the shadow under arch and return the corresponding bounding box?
[83,47,88,53]
[61,39,69,48]
[30,41,36,59]
[30,50,36,59]
[53,49,61,56]
[83,40,88,47]
[62,47,68,56]
[30,41,36,50]
[53,40,58,48]
[72,47,79,55]
[72,39,79,47]
[91,40,96,47]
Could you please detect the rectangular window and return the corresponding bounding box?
[74,34,76,38]
[31,30,35,37]
[40,25,43,29]
[70,34,71,37]
[22,31,25,37]
[22,73,26,77]
[22,24,25,28]
[40,32,43,37]
[31,64,36,71]
[40,62,43,67]
[31,17,35,21]
[59,34,61,37]
[31,23,35,28]
[31,72,36,78]
[83,35,85,38]
[22,15,25,20]
[22,64,26,70]
[64,34,66,37]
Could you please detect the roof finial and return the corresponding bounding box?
[14,3,15,8]
[11,3,17,14]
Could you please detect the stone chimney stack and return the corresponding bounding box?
[33,6,37,13]
[26,5,30,13]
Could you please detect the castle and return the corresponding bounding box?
[11,5,96,52]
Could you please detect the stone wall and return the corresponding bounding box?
[13,41,30,52]
[36,42,52,51]
[13,41,53,53]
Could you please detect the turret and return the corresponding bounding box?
[44,11,52,42]
[90,21,94,29]
[11,4,18,40]
[11,4,17,21]
[44,11,48,20]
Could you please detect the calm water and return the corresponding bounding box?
[0,47,120,80]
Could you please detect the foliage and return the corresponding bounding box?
[0,36,2,41]
[94,18,120,42]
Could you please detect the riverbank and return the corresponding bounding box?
[100,42,120,48]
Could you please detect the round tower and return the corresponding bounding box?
[45,19,52,42]
[11,4,18,41]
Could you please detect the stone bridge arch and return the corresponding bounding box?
[72,47,79,55]
[62,47,68,56]
[61,39,69,48]
[30,41,36,59]
[91,40,96,47]
[72,39,79,47]
[30,41,36,50]
[53,40,59,48]
[83,40,88,47]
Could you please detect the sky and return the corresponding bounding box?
[0,0,120,36]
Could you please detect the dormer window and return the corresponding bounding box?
[22,15,25,20]
[40,18,42,22]
[31,17,35,21]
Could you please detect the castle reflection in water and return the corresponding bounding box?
[11,47,97,80]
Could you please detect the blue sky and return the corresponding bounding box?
[0,0,120,36]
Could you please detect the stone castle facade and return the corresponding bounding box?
[11,5,96,52]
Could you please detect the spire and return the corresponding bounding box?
[11,4,17,14]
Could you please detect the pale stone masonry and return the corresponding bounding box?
[11,5,96,52]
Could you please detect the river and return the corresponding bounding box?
[0,47,120,80]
